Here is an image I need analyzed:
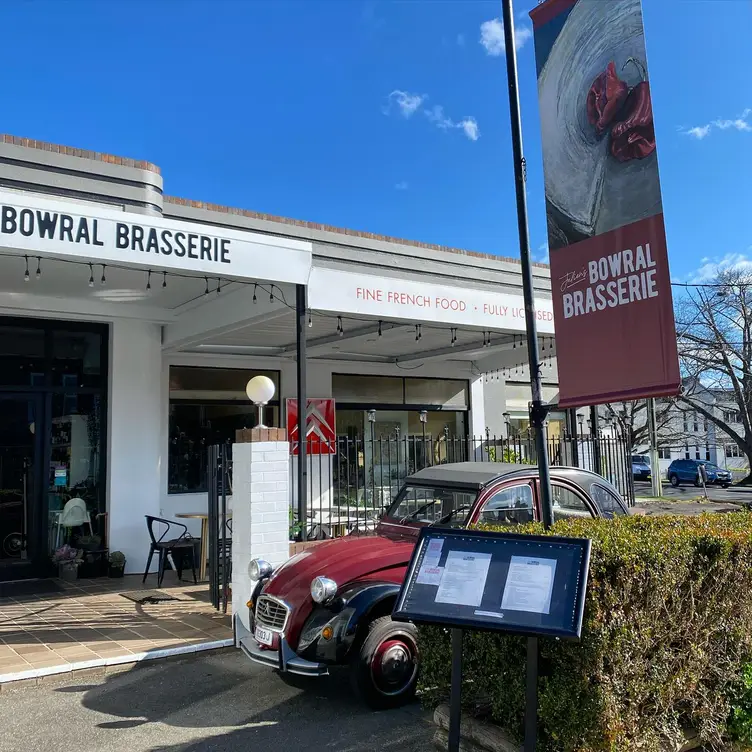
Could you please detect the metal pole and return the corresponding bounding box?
[590,405,601,474]
[296,284,308,539]
[501,0,553,530]
[448,628,463,752]
[648,398,662,498]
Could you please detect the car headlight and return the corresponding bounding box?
[310,576,338,604]
[248,558,273,581]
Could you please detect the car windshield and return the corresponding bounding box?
[385,485,477,526]
[632,456,649,464]
[705,464,722,472]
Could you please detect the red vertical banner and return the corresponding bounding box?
[286,398,337,456]
[530,0,680,408]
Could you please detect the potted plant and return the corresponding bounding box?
[108,551,126,578]
[52,544,83,581]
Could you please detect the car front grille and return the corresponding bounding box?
[255,595,289,632]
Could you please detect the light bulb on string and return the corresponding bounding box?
[101,265,106,285]
[253,284,257,303]
[338,316,344,336]
[308,311,312,328]
[146,271,152,291]
[269,285,274,303]
[204,277,209,296]
[378,320,382,337]
[24,256,30,282]
[88,263,94,287]
[216,278,221,295]
[35,257,41,280]
[162,272,167,289]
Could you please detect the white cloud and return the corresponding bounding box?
[386,92,479,141]
[479,18,532,56]
[690,253,752,283]
[537,242,549,264]
[457,33,465,47]
[681,108,751,140]
[394,181,408,191]
[459,117,480,141]
[384,90,426,118]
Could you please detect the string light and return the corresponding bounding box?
[162,272,167,289]
[216,277,221,295]
[253,283,257,303]
[101,265,106,285]
[378,320,382,337]
[337,316,344,336]
[269,284,274,303]
[204,277,209,296]
[308,311,313,328]
[35,257,41,280]
[24,256,30,282]
[146,270,152,291]
[513,335,516,349]
[88,263,94,287]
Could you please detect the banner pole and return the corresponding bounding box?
[500,0,554,529]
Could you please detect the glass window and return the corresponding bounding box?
[386,485,476,526]
[404,378,468,409]
[552,484,594,522]
[170,365,279,400]
[589,484,626,519]
[0,325,46,386]
[47,393,105,553]
[478,484,534,525]
[169,402,279,494]
[332,374,403,404]
[51,330,103,388]
[658,448,671,460]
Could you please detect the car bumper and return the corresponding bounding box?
[234,614,329,677]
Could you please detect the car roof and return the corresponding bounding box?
[406,462,618,491]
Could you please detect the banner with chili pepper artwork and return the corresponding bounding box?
[529,0,680,408]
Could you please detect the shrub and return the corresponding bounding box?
[417,513,752,752]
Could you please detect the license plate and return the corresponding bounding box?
[255,626,274,646]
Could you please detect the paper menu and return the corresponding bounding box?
[500,556,557,615]
[416,538,444,586]
[434,550,492,608]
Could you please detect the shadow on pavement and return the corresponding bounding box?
[62,652,433,752]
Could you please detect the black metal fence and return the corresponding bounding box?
[291,432,634,540]
[207,444,232,613]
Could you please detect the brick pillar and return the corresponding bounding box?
[231,428,290,633]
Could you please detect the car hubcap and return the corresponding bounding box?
[371,637,417,696]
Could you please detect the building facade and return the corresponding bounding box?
[0,135,558,578]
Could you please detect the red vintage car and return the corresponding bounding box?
[235,462,628,708]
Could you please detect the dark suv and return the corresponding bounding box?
[667,459,732,488]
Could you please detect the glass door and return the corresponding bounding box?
[0,394,41,577]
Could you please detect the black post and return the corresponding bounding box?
[296,284,307,539]
[524,636,538,752]
[448,628,464,752]
[501,0,553,530]
[590,405,601,474]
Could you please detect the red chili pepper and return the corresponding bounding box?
[586,61,629,137]
[610,81,656,162]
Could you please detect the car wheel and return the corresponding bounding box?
[670,474,680,487]
[350,615,419,710]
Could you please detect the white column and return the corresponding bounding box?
[232,433,291,632]
[107,319,163,574]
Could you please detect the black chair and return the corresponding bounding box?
[143,516,198,588]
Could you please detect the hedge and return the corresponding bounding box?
[417,513,752,752]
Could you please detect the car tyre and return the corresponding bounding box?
[350,615,419,710]
[669,474,680,487]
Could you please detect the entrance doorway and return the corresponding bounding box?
[0,394,42,577]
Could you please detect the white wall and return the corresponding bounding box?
[107,319,163,574]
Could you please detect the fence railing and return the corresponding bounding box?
[290,433,634,540]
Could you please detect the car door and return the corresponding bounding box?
[468,481,537,527]
[680,461,696,482]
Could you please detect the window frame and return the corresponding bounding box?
[470,480,536,527]
[549,480,597,521]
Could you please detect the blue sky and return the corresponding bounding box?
[0,0,749,283]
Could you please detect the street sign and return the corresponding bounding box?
[286,398,336,456]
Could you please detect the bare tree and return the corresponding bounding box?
[602,400,675,450]
[675,268,752,483]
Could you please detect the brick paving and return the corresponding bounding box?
[0,574,231,683]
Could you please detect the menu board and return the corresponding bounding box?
[392,528,591,640]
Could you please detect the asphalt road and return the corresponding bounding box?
[0,651,435,752]
[634,480,752,504]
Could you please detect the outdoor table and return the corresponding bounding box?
[175,512,232,581]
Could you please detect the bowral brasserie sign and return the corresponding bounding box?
[0,191,312,283]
